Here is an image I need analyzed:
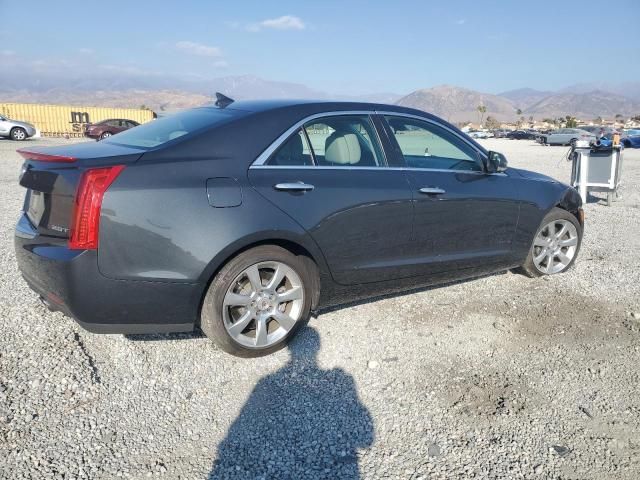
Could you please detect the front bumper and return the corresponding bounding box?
[15,214,198,334]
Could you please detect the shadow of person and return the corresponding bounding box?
[209,327,374,479]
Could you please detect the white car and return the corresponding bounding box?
[541,128,596,146]
[0,115,37,141]
[467,130,493,139]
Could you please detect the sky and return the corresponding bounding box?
[1,0,639,95]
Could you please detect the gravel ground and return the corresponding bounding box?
[1,137,639,479]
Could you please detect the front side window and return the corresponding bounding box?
[384,116,482,172]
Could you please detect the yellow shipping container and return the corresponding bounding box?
[0,103,155,137]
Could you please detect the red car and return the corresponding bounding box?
[84,119,140,140]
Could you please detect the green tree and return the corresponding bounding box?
[516,108,522,115]
[595,116,603,125]
[476,105,487,126]
[139,104,151,111]
[565,116,577,128]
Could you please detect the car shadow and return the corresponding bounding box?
[208,327,374,479]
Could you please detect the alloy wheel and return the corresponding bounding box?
[532,219,579,274]
[13,129,26,140]
[222,261,304,348]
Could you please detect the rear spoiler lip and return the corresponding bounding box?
[17,149,76,163]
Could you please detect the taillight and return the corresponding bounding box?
[69,165,125,250]
[17,149,76,163]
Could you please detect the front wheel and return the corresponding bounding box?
[100,132,112,140]
[200,245,314,357]
[10,127,27,141]
[518,207,582,277]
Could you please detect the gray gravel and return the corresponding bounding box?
[1,136,639,479]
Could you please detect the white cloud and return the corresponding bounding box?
[175,41,222,57]
[78,48,94,54]
[247,15,306,32]
[213,60,229,68]
[455,19,466,25]
[1,49,16,56]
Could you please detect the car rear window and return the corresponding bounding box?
[103,108,243,149]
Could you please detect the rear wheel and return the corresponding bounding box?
[10,127,27,141]
[100,132,112,140]
[570,138,577,147]
[200,245,314,357]
[518,207,582,277]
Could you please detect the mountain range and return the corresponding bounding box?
[1,72,638,121]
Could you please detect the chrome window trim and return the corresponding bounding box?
[251,110,387,167]
[248,109,507,176]
[250,164,507,176]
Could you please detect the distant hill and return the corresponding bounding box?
[395,85,517,122]
[2,70,639,121]
[398,85,640,122]
[498,88,552,110]
[523,90,640,119]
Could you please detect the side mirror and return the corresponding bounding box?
[487,151,508,173]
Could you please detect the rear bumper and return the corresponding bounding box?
[15,214,198,334]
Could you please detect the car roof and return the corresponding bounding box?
[217,98,438,118]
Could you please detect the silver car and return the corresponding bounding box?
[542,128,595,146]
[0,115,37,141]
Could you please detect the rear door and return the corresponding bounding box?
[248,113,414,285]
[381,114,521,275]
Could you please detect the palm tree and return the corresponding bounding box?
[476,105,487,127]
[516,108,522,116]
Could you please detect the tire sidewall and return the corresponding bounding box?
[522,207,583,277]
[201,245,313,357]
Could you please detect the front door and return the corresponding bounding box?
[249,114,414,285]
[382,114,521,275]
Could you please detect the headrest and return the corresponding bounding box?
[324,132,361,165]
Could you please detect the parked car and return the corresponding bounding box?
[467,130,492,139]
[507,130,536,140]
[492,129,510,138]
[622,130,640,148]
[15,100,584,357]
[541,128,596,146]
[0,114,37,141]
[84,119,140,140]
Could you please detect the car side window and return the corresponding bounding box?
[267,129,314,166]
[303,115,384,167]
[384,116,481,172]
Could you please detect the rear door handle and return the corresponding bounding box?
[419,187,446,195]
[274,182,315,192]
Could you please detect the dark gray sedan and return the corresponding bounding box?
[15,99,583,356]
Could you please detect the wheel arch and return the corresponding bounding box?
[554,186,583,226]
[194,232,328,325]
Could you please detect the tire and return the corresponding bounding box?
[518,207,582,278]
[570,138,577,147]
[10,127,27,141]
[100,132,113,140]
[200,245,315,357]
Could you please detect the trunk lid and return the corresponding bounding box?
[18,142,145,238]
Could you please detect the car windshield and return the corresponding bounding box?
[104,108,243,149]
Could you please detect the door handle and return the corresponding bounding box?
[419,187,446,195]
[274,182,315,192]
